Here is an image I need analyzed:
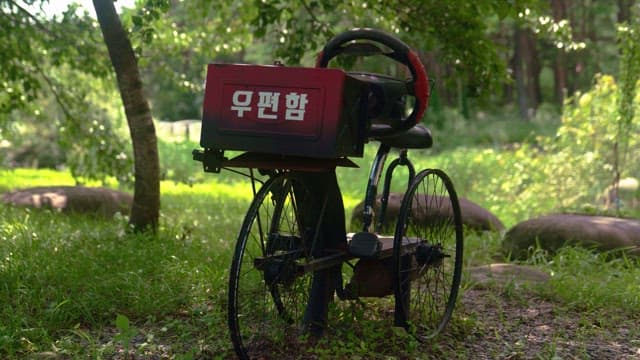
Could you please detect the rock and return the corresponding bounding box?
[351,192,504,233]
[2,186,132,218]
[503,214,640,260]
[467,263,550,287]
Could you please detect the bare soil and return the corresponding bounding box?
[449,286,640,360]
[93,283,640,360]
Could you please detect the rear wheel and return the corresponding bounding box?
[228,174,317,359]
[392,168,463,340]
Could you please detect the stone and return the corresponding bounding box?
[2,186,132,218]
[503,214,640,260]
[351,192,504,233]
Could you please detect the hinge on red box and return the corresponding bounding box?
[192,148,226,173]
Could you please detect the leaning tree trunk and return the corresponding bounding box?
[93,0,160,232]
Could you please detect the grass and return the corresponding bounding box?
[0,204,224,355]
[0,168,76,192]
[1,108,639,358]
[0,175,250,357]
[531,246,640,314]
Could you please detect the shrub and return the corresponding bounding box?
[543,74,639,213]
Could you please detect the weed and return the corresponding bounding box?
[114,314,138,358]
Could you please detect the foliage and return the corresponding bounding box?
[158,139,205,184]
[0,1,133,184]
[615,17,640,197]
[251,0,540,96]
[2,0,628,187]
[520,7,587,52]
[549,74,639,211]
[53,69,133,185]
[0,68,133,184]
[114,314,138,358]
[421,75,639,223]
[0,1,109,113]
[119,0,568,121]
[121,0,253,121]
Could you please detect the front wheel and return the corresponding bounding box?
[392,168,463,340]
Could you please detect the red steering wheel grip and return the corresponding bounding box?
[407,49,429,126]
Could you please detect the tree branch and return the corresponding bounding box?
[300,0,331,36]
[5,0,57,38]
[32,63,77,123]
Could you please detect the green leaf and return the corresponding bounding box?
[132,15,142,27]
[115,314,130,332]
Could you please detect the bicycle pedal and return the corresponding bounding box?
[349,232,382,258]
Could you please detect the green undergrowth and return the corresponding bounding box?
[2,94,640,357]
[2,163,639,358]
[0,174,247,357]
[528,246,640,315]
[0,206,231,357]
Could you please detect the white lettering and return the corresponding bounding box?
[230,90,253,117]
[257,91,280,120]
[285,92,308,121]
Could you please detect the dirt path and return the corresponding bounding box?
[89,282,640,359]
[446,287,640,359]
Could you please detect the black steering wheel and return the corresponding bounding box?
[316,28,429,135]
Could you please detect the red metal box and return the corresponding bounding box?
[200,64,366,159]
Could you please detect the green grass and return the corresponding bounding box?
[0,204,226,356]
[0,171,249,357]
[426,104,561,152]
[0,168,76,192]
[530,246,640,314]
[1,108,639,358]
[1,165,637,358]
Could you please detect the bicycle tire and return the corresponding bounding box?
[392,168,464,340]
[228,173,317,359]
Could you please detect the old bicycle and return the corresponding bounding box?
[193,28,463,359]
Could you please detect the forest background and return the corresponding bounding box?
[1,0,639,358]
[2,0,637,182]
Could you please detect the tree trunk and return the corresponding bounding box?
[527,32,542,107]
[93,0,160,232]
[551,0,569,105]
[513,26,540,120]
[617,0,633,24]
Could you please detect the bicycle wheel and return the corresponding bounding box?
[228,173,317,359]
[392,168,463,340]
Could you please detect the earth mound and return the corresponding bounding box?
[503,214,640,259]
[2,186,132,218]
[351,192,504,233]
